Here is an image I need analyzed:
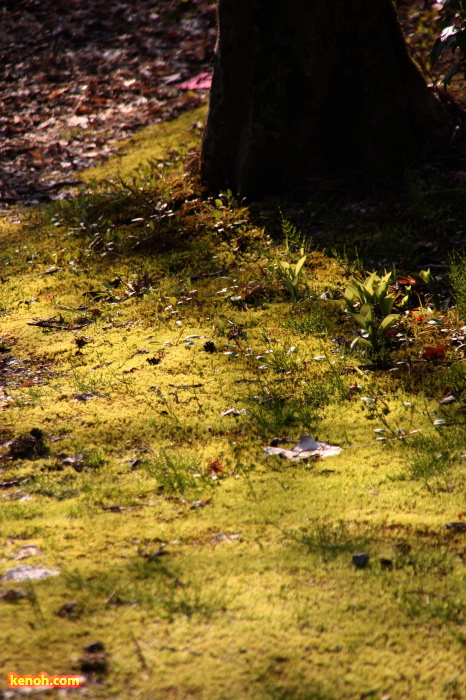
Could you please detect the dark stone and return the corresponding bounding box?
[446,522,466,531]
[84,641,105,654]
[352,553,370,569]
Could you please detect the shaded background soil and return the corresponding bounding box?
[0,0,216,206]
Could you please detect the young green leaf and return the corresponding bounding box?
[379,314,400,336]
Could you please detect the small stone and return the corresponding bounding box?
[352,553,370,569]
[446,522,466,531]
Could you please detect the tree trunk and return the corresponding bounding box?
[201,0,454,198]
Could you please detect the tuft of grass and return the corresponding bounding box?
[82,448,106,470]
[449,251,466,320]
[281,301,342,337]
[404,428,463,489]
[142,451,206,495]
[246,389,320,439]
[285,520,375,561]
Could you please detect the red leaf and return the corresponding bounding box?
[179,73,212,90]
[208,459,224,474]
[423,344,446,360]
[398,276,417,285]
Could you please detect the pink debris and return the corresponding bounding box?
[179,72,212,90]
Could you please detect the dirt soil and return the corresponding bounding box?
[0,0,216,206]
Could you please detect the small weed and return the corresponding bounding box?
[397,544,464,624]
[449,251,466,320]
[281,214,310,254]
[406,592,466,624]
[418,268,447,312]
[29,473,79,500]
[342,271,400,356]
[246,389,319,439]
[129,565,225,620]
[143,451,205,495]
[286,520,375,561]
[266,344,302,374]
[281,301,341,337]
[276,254,307,302]
[431,2,466,87]
[402,427,464,491]
[83,448,106,470]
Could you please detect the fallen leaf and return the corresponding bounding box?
[221,408,247,416]
[264,434,341,461]
[0,478,28,489]
[1,566,60,583]
[398,276,417,285]
[168,383,203,389]
[0,588,28,601]
[72,392,102,402]
[423,344,446,360]
[213,532,240,542]
[179,72,212,90]
[57,600,81,618]
[190,498,212,509]
[208,459,225,474]
[57,453,85,471]
[379,558,393,570]
[14,545,43,560]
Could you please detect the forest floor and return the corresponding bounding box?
[1,2,466,700]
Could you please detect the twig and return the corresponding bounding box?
[131,630,149,670]
[104,580,133,606]
[188,269,228,280]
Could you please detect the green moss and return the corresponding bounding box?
[81,106,207,184]
[0,108,466,700]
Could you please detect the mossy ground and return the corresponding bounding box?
[1,107,466,700]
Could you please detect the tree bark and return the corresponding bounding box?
[201,0,455,198]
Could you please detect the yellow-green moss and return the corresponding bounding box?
[0,109,465,700]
